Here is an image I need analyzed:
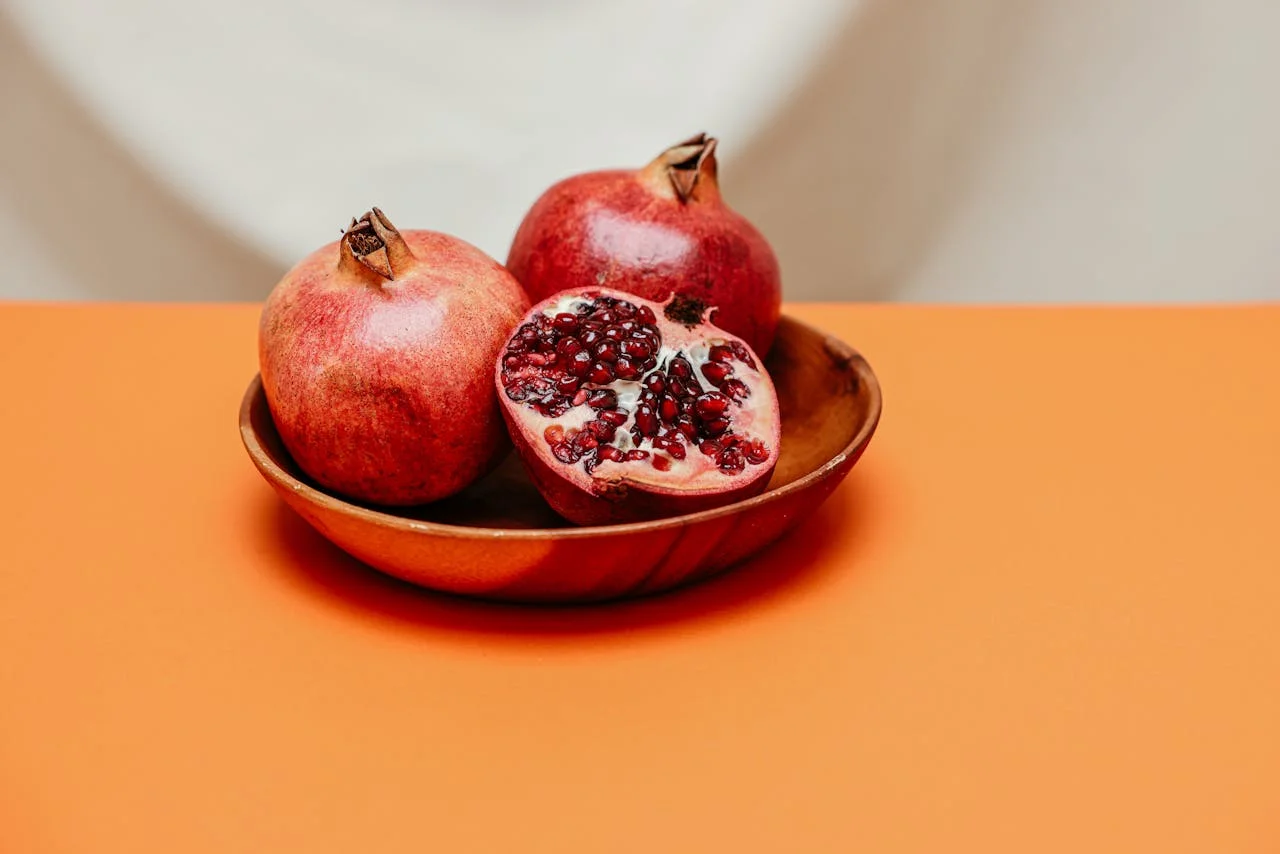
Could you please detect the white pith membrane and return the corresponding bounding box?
[500,292,779,494]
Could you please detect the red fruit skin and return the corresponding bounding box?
[506,165,782,356]
[260,228,529,506]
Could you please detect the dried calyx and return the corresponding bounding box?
[658,133,719,203]
[340,207,415,280]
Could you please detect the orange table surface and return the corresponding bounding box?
[2,303,1278,852]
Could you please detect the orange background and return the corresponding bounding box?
[2,304,1278,852]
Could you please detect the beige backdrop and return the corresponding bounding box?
[3,0,1278,302]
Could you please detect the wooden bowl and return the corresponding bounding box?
[239,315,882,602]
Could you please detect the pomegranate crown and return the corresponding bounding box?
[339,207,414,281]
[657,133,719,203]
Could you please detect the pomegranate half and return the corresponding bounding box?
[260,208,529,507]
[496,288,781,525]
[506,133,782,356]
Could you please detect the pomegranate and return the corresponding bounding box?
[506,133,782,356]
[259,208,529,506]
[496,287,781,525]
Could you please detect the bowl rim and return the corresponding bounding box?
[239,315,882,540]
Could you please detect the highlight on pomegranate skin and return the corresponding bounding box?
[505,133,782,357]
[495,288,781,525]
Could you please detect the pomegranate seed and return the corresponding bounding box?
[588,363,614,384]
[717,447,746,474]
[574,433,599,451]
[581,329,603,346]
[556,375,580,395]
[731,342,756,367]
[526,353,548,367]
[620,339,650,359]
[642,357,658,372]
[586,389,618,409]
[546,400,571,419]
[669,356,693,379]
[544,425,566,444]
[635,405,659,437]
[594,341,619,363]
[624,449,650,462]
[598,445,624,462]
[506,338,528,354]
[614,301,637,319]
[665,377,687,399]
[694,392,730,418]
[703,418,730,436]
[556,337,582,356]
[700,362,732,386]
[744,440,770,464]
[604,326,625,341]
[723,379,750,401]
[652,455,672,472]
[587,420,617,441]
[553,313,580,333]
[652,436,688,460]
[571,388,590,406]
[552,443,578,463]
[569,350,593,377]
[642,374,665,394]
[699,439,722,456]
[598,410,628,426]
[614,357,640,380]
[637,305,657,324]
[676,417,698,440]
[504,355,522,370]
[639,390,657,408]
[633,333,660,353]
[659,395,679,423]
[708,344,734,363]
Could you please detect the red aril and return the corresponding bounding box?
[496,288,780,524]
[260,208,529,506]
[506,133,782,356]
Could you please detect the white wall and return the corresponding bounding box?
[3,0,1279,302]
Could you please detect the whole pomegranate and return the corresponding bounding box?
[496,287,781,525]
[260,208,529,506]
[506,133,782,356]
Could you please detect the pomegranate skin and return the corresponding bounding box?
[260,210,529,507]
[506,134,782,356]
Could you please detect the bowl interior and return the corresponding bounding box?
[243,315,880,532]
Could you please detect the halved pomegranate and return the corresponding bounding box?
[496,288,780,525]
